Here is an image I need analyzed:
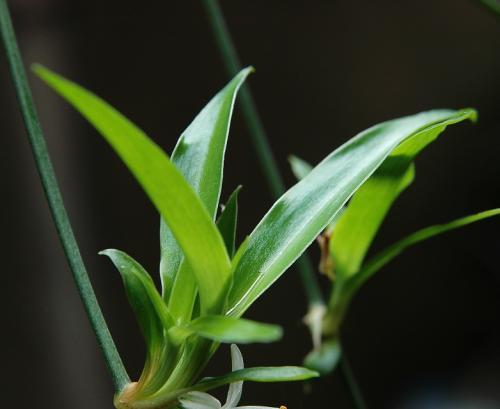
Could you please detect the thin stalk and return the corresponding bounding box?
[339,345,367,409]
[202,3,368,408]
[477,0,500,16]
[201,0,324,307]
[0,0,129,391]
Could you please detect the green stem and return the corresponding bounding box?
[202,3,368,408]
[339,346,367,409]
[201,0,324,306]
[0,0,129,392]
[477,0,500,16]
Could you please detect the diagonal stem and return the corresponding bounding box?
[201,0,324,308]
[0,0,129,392]
[202,2,369,408]
[339,344,368,409]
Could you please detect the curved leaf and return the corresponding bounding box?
[228,109,476,316]
[168,315,282,344]
[161,69,252,301]
[146,366,318,407]
[170,70,252,218]
[193,365,318,389]
[34,65,231,313]
[330,110,467,279]
[99,249,167,380]
[168,262,198,324]
[100,249,174,329]
[349,208,500,293]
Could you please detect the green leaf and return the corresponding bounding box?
[228,109,476,316]
[330,109,467,279]
[168,315,282,344]
[304,339,341,376]
[195,365,318,388]
[99,249,167,370]
[100,249,179,395]
[149,366,319,406]
[159,222,183,303]
[349,208,500,293]
[100,249,174,329]
[171,69,252,219]
[331,162,415,279]
[167,262,198,324]
[217,186,241,257]
[288,155,313,180]
[160,68,252,301]
[34,64,231,314]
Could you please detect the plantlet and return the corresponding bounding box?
[3,1,498,407]
[289,113,500,376]
[31,61,493,408]
[31,64,320,409]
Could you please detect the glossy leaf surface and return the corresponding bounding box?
[150,366,318,406]
[191,365,318,389]
[101,249,173,328]
[330,114,470,279]
[228,109,476,316]
[160,69,251,300]
[100,249,167,375]
[169,315,282,344]
[34,65,231,313]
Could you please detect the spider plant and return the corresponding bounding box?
[3,0,498,407]
[31,62,493,408]
[32,64,321,409]
[289,113,500,375]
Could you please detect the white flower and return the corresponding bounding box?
[179,345,286,409]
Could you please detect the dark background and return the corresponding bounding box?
[1,1,499,408]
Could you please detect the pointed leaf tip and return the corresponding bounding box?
[158,66,252,312]
[228,109,477,316]
[34,65,232,314]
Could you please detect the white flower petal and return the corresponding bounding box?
[230,344,244,371]
[179,391,222,409]
[224,345,244,408]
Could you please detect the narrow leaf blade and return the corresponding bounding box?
[155,366,319,406]
[100,249,173,329]
[228,109,476,315]
[161,68,252,300]
[100,249,165,364]
[351,208,500,292]
[331,161,415,279]
[196,366,318,387]
[34,65,231,313]
[169,315,282,344]
[330,113,467,279]
[170,68,252,217]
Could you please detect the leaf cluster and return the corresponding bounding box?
[34,64,497,407]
